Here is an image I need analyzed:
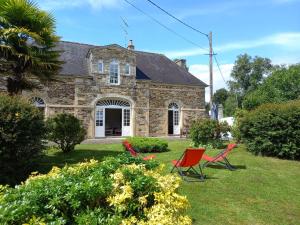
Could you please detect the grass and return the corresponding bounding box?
[38,140,300,225]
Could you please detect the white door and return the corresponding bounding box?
[95,107,105,137]
[122,108,131,136]
[173,110,180,135]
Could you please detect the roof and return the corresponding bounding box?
[56,41,207,87]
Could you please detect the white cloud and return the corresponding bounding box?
[189,64,234,102]
[163,32,300,58]
[39,0,123,10]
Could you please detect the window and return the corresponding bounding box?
[30,97,46,115]
[96,109,103,126]
[174,110,179,126]
[98,60,103,73]
[125,63,130,75]
[123,109,130,126]
[109,60,119,84]
[91,60,103,73]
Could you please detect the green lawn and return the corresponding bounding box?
[39,140,300,225]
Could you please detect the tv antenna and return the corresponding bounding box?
[120,17,129,47]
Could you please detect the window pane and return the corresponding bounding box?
[123,109,130,126]
[125,64,130,75]
[96,109,103,126]
[174,111,179,125]
[98,62,103,73]
[109,63,119,84]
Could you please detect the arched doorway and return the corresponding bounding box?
[95,99,131,137]
[30,97,46,116]
[168,102,180,135]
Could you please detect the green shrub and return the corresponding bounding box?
[189,118,230,148]
[125,137,168,153]
[0,154,192,225]
[0,94,45,185]
[46,113,86,153]
[231,109,248,142]
[239,100,300,159]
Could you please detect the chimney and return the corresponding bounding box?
[174,59,188,71]
[127,40,135,50]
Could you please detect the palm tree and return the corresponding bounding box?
[0,0,62,95]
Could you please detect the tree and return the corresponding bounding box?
[228,54,272,106]
[243,64,300,110]
[213,88,229,106]
[0,0,62,95]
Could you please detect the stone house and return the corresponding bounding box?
[0,40,207,138]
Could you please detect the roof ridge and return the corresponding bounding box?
[60,40,98,47]
[135,50,164,56]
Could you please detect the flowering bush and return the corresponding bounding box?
[125,137,168,153]
[0,154,191,225]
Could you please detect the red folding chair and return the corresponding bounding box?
[123,141,156,161]
[202,143,237,170]
[171,148,206,181]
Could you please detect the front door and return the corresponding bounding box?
[95,107,105,137]
[122,108,131,136]
[173,110,180,135]
[168,109,180,135]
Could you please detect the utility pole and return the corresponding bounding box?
[209,31,213,113]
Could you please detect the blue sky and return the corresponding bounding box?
[37,0,300,100]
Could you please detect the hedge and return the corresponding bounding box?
[0,154,191,225]
[125,137,168,153]
[239,100,300,159]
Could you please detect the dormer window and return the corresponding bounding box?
[125,63,130,75]
[109,59,119,84]
[91,60,103,73]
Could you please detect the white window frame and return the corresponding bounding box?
[109,60,120,85]
[98,60,104,73]
[125,63,130,75]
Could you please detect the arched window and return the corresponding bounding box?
[168,102,179,110]
[109,59,119,84]
[30,97,46,115]
[96,99,130,107]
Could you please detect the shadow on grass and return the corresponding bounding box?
[36,149,122,174]
[205,164,247,170]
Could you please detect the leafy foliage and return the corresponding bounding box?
[189,118,230,148]
[239,100,300,159]
[125,137,168,153]
[0,0,62,95]
[0,154,191,225]
[0,94,45,185]
[46,113,86,153]
[243,64,300,110]
[213,88,229,106]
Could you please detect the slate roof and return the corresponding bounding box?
[56,41,207,87]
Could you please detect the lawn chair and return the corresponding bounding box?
[123,141,156,161]
[171,148,206,182]
[202,143,237,170]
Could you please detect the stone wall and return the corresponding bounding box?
[148,83,206,136]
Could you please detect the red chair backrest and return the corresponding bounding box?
[218,143,237,159]
[123,141,138,157]
[178,148,205,167]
